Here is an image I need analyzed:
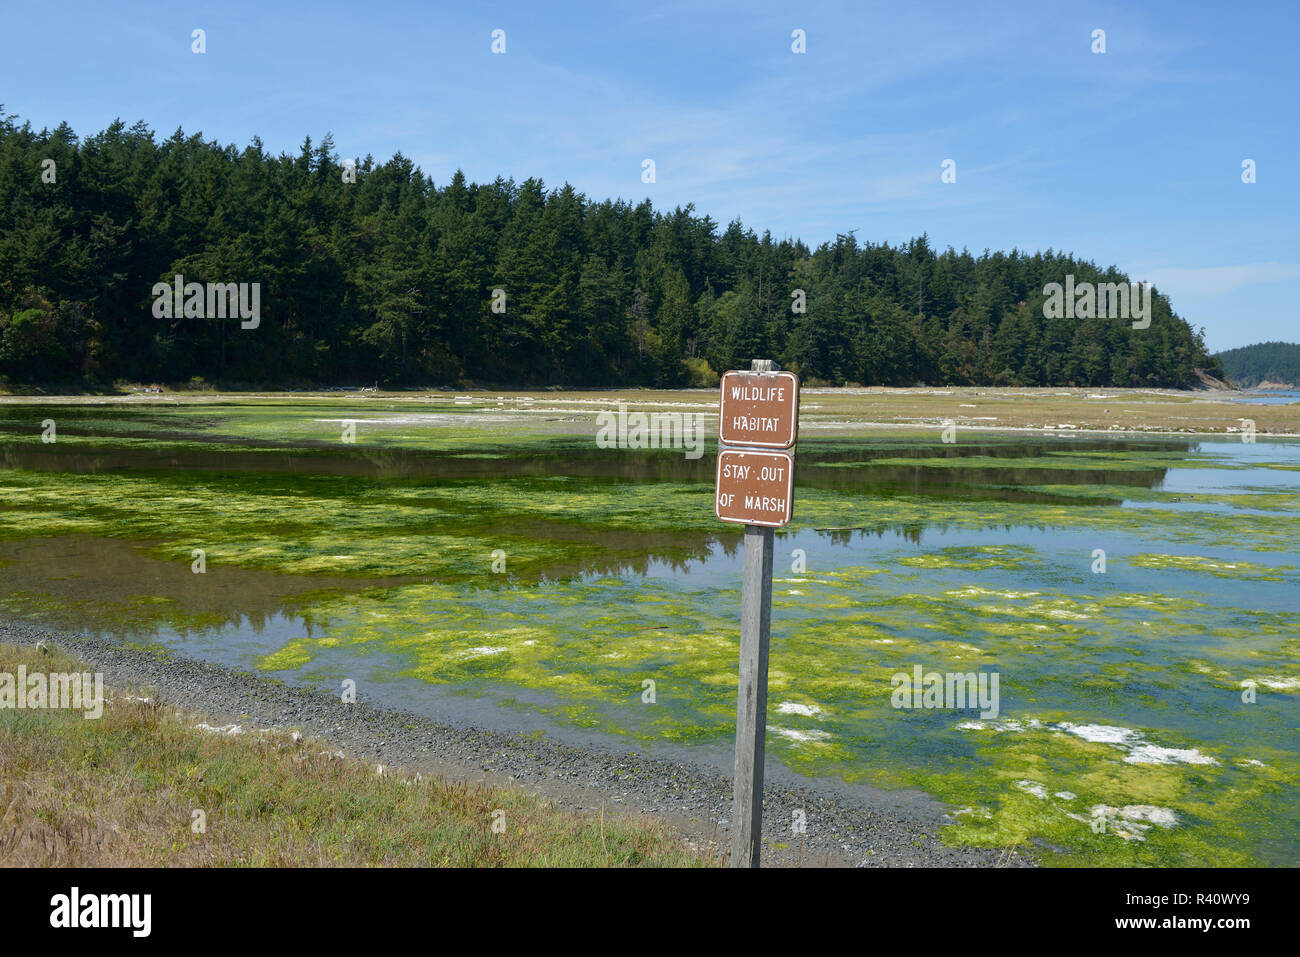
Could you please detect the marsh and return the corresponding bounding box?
[1,392,1296,865]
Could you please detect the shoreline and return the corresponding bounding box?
[1,617,1034,868]
[3,386,1295,440]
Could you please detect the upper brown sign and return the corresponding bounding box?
[718,371,800,449]
[715,448,795,526]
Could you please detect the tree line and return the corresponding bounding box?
[0,110,1222,389]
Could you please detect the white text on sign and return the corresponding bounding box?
[717,371,800,449]
[715,448,795,526]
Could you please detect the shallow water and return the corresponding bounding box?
[1,404,1296,866]
[1232,391,1300,405]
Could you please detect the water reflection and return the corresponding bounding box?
[2,433,1182,505]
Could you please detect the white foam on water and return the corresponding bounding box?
[1117,805,1178,827]
[1257,675,1300,691]
[946,586,1041,599]
[1083,804,1180,841]
[1046,608,1089,620]
[967,717,1218,774]
[957,717,1039,733]
[1124,745,1218,766]
[776,702,823,718]
[772,727,832,743]
[1057,722,1141,746]
[1083,808,1147,841]
[462,646,507,658]
[1035,721,1223,768]
[1014,780,1049,799]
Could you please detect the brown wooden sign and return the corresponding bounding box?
[714,448,795,527]
[715,361,799,867]
[718,370,800,449]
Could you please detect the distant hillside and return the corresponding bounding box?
[1215,341,1300,389]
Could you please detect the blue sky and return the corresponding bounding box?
[2,0,1296,351]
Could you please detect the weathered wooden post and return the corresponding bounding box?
[715,358,799,868]
[732,520,774,867]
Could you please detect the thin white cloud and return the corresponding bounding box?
[1140,263,1300,297]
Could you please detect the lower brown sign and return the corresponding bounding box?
[714,448,795,527]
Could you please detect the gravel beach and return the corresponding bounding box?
[1,618,1034,868]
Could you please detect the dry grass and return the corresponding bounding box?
[0,643,711,867]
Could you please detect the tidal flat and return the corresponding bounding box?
[1,390,1297,866]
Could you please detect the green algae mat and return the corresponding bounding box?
[1,397,1297,866]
